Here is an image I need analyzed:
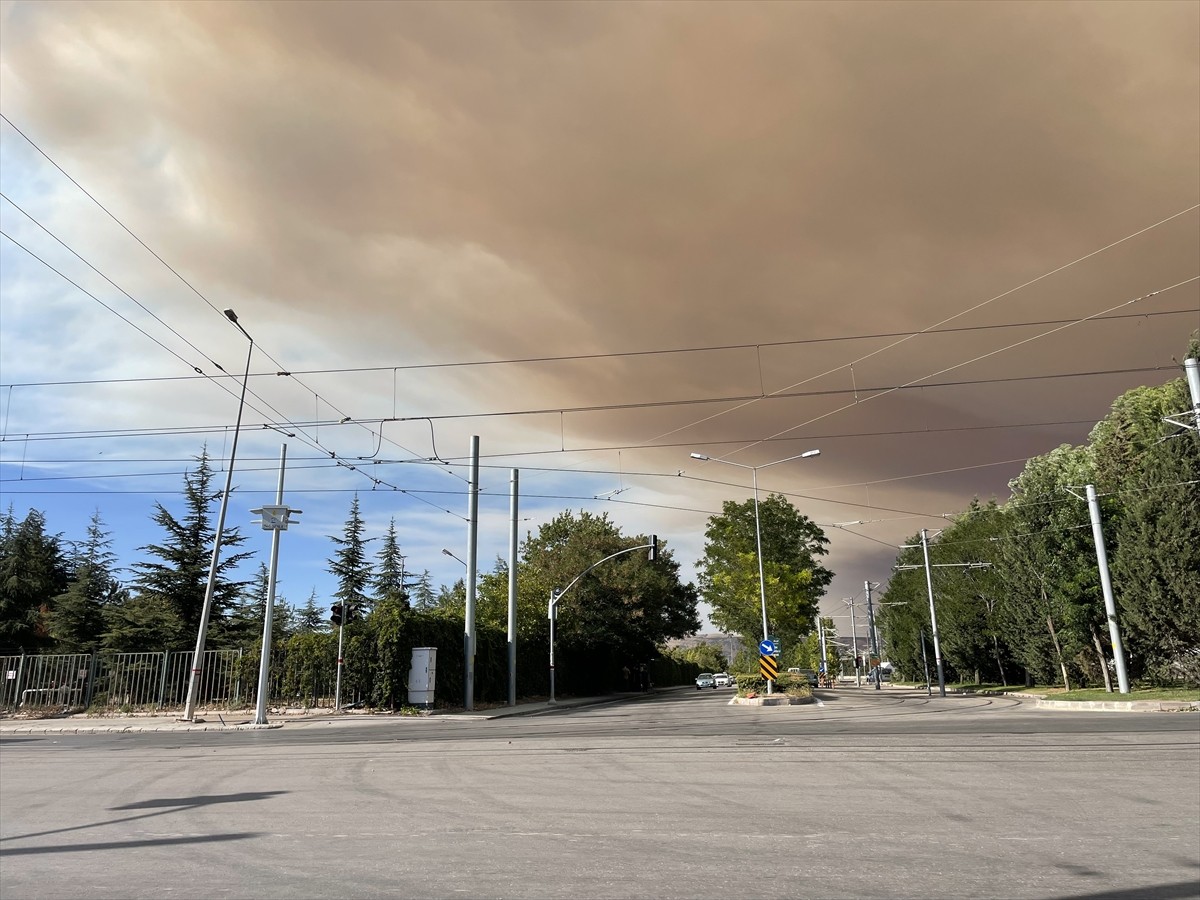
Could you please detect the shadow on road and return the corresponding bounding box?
[0,790,287,844]
[0,832,262,857]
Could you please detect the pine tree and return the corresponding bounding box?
[296,590,326,632]
[48,511,124,652]
[327,495,373,620]
[129,448,254,638]
[411,570,436,610]
[0,509,68,651]
[372,518,411,609]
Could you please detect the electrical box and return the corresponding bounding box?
[408,647,436,709]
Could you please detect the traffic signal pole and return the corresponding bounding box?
[334,616,345,711]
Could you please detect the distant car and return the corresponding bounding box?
[787,668,819,686]
[714,673,732,687]
[695,673,716,690]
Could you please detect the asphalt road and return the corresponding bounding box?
[2,688,1197,900]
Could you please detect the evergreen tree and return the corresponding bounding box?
[0,509,68,651]
[411,570,436,610]
[102,594,187,651]
[327,495,373,620]
[128,449,254,638]
[48,511,124,653]
[296,589,326,632]
[372,518,411,609]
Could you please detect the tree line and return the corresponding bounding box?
[0,453,705,702]
[878,345,1199,689]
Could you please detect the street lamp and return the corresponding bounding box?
[442,548,467,568]
[182,308,253,721]
[689,449,820,694]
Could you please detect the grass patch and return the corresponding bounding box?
[1037,687,1199,702]
[895,682,1198,701]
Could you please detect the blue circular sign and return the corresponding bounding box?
[758,639,777,655]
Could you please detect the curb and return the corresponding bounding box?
[1032,699,1199,713]
[1,722,285,734]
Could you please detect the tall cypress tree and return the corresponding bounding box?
[372,518,411,609]
[327,495,373,620]
[128,448,253,638]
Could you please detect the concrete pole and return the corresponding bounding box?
[253,444,287,725]
[1085,484,1130,694]
[816,614,828,680]
[507,469,519,707]
[865,580,882,690]
[548,590,559,704]
[751,467,773,695]
[921,529,947,697]
[847,599,860,686]
[183,329,253,721]
[464,436,479,710]
[1186,357,1200,424]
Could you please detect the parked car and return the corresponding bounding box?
[714,673,732,687]
[695,673,716,690]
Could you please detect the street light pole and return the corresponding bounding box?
[689,449,820,695]
[182,308,253,722]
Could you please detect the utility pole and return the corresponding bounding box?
[1164,357,1200,433]
[920,529,945,697]
[250,445,301,726]
[816,614,829,682]
[865,580,881,691]
[507,469,519,707]
[844,598,860,686]
[464,435,479,710]
[895,530,991,698]
[1072,485,1130,693]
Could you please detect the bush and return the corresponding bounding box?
[735,672,812,698]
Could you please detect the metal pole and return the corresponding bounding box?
[1186,357,1200,422]
[817,614,828,682]
[920,529,947,697]
[865,580,881,690]
[507,469,519,707]
[183,323,252,721]
[464,436,479,710]
[919,628,932,697]
[334,619,345,711]
[751,467,773,695]
[848,599,860,686]
[548,589,559,704]
[254,444,287,725]
[1085,484,1130,693]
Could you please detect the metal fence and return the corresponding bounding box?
[0,648,337,714]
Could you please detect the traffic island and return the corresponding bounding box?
[732,694,815,706]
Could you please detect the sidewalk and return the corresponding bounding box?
[0,690,659,735]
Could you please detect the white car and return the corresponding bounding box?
[695,673,716,689]
[713,673,733,687]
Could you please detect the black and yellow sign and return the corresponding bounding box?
[759,654,779,681]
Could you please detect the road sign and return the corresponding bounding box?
[759,654,779,681]
[758,638,777,656]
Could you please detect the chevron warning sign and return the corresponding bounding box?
[759,654,779,681]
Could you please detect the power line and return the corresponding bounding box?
[1,364,1180,442]
[1,113,469,496]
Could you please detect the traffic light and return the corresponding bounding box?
[330,603,344,627]
[648,535,658,562]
